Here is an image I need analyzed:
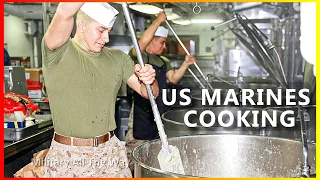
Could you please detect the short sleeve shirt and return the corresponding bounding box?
[42,38,134,138]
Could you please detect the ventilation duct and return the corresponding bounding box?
[4,3,57,20]
[233,3,280,20]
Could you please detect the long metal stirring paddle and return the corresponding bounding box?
[122,3,185,174]
[165,20,214,92]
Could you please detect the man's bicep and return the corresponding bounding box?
[45,12,74,50]
[41,37,70,68]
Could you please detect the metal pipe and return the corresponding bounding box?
[210,28,232,41]
[42,2,50,33]
[33,37,39,68]
[188,69,206,89]
[207,74,239,89]
[298,105,310,177]
[211,17,237,30]
[122,3,169,152]
[165,20,214,91]
[273,48,288,84]
[235,14,288,88]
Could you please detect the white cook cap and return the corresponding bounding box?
[155,26,169,38]
[80,3,119,28]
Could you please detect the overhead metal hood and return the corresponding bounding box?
[233,2,281,20]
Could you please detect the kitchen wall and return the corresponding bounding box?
[4,15,33,58]
[171,23,236,56]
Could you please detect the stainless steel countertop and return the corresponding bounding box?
[4,126,54,159]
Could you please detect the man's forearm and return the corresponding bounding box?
[141,80,159,99]
[139,19,162,47]
[132,19,162,56]
[170,62,189,84]
[45,2,84,50]
[56,3,84,20]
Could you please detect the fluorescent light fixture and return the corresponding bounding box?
[172,19,191,25]
[114,2,135,4]
[129,4,162,14]
[164,8,180,20]
[129,4,180,20]
[233,2,262,11]
[191,19,223,24]
[166,13,180,20]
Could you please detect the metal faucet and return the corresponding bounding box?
[235,67,244,105]
[236,67,244,87]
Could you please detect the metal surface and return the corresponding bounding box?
[298,106,310,177]
[227,48,268,78]
[4,66,28,96]
[4,115,52,142]
[249,22,287,84]
[161,107,301,139]
[4,3,56,20]
[133,135,316,177]
[234,14,288,88]
[4,124,39,141]
[232,28,287,88]
[34,114,53,129]
[273,47,287,85]
[306,105,316,143]
[4,126,54,159]
[280,14,305,90]
[42,3,50,32]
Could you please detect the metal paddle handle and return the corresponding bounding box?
[165,20,213,91]
[122,3,170,153]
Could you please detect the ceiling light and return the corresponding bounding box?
[114,2,136,4]
[164,8,180,20]
[165,13,180,20]
[172,19,191,25]
[191,19,223,24]
[129,4,162,14]
[129,4,180,20]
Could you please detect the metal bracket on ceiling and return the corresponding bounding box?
[193,2,201,14]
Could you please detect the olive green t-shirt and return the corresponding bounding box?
[128,49,173,73]
[42,38,134,138]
